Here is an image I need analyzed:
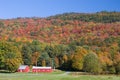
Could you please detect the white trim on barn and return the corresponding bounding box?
[32,66,52,73]
[32,66,52,69]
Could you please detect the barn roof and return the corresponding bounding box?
[32,66,52,69]
[18,65,28,69]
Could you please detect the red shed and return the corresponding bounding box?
[17,65,30,72]
[32,66,52,73]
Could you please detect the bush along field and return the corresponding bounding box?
[0,11,120,74]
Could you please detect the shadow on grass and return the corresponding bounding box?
[0,70,13,73]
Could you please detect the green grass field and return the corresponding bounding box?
[0,71,120,80]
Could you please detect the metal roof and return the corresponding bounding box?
[18,65,28,69]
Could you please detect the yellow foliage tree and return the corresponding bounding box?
[32,52,40,66]
[62,54,68,62]
[42,59,46,66]
[72,46,88,70]
[54,57,59,68]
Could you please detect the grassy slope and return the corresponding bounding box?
[0,72,120,80]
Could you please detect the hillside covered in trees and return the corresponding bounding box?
[0,11,120,74]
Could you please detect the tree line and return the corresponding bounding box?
[0,36,120,74]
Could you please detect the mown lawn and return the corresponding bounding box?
[0,71,120,80]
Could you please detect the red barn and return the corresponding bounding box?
[32,66,52,73]
[17,65,30,72]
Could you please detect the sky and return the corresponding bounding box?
[0,0,120,19]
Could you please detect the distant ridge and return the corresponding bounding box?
[48,11,120,23]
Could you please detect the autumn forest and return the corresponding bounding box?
[0,11,120,74]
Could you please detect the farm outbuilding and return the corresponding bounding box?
[32,66,52,73]
[17,65,30,72]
